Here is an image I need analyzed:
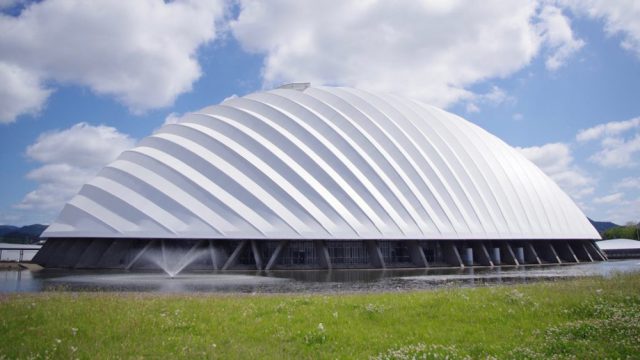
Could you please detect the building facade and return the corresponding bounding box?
[34,84,604,270]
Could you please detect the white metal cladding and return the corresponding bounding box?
[43,86,600,240]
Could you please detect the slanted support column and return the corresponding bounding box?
[586,240,607,261]
[501,242,519,265]
[524,242,542,264]
[366,240,385,269]
[571,241,593,262]
[176,240,205,271]
[547,243,563,264]
[125,240,156,270]
[315,240,332,269]
[579,242,594,262]
[251,240,263,270]
[47,239,76,268]
[222,240,247,270]
[209,241,228,270]
[97,239,131,268]
[556,241,579,263]
[61,240,91,267]
[75,239,114,269]
[473,242,494,266]
[442,242,463,268]
[266,240,288,270]
[407,240,428,268]
[33,239,65,267]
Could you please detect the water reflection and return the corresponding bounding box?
[1,259,639,294]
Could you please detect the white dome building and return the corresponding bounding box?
[35,84,604,270]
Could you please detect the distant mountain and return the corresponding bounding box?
[0,224,48,244]
[589,218,620,233]
[0,225,18,237]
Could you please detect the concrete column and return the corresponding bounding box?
[407,240,428,268]
[442,242,463,267]
[585,241,607,261]
[125,240,156,270]
[222,240,247,270]
[366,240,385,268]
[571,241,593,262]
[555,241,579,263]
[97,239,132,269]
[251,240,263,270]
[175,240,205,272]
[515,246,525,264]
[33,239,64,266]
[209,241,228,270]
[75,239,114,269]
[594,240,608,260]
[524,242,542,265]
[491,246,501,265]
[47,239,76,268]
[473,242,494,266]
[315,240,332,269]
[463,247,474,266]
[60,240,92,267]
[547,243,563,264]
[501,243,519,265]
[266,240,288,270]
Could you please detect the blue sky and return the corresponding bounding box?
[1,0,639,226]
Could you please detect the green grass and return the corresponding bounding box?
[1,274,639,359]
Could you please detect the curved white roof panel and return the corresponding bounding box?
[43,86,600,240]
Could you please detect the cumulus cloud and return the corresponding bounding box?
[576,117,640,142]
[561,0,640,58]
[516,142,594,200]
[537,5,585,70]
[0,62,51,123]
[604,196,640,225]
[232,0,576,108]
[16,123,136,215]
[615,177,640,190]
[593,192,624,204]
[0,0,225,122]
[577,117,640,167]
[589,134,640,168]
[163,112,185,126]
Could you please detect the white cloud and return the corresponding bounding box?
[465,103,480,113]
[0,0,225,122]
[576,117,640,142]
[0,62,51,123]
[513,113,524,121]
[577,117,640,168]
[516,142,594,200]
[16,123,136,216]
[232,0,574,108]
[615,177,640,190]
[604,196,640,225]
[163,112,185,126]
[589,133,640,168]
[561,0,640,58]
[593,192,623,204]
[537,5,585,70]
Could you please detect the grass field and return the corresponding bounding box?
[1,274,639,359]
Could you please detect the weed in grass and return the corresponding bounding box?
[371,343,473,360]
[303,322,327,345]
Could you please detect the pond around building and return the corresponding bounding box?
[1,259,639,294]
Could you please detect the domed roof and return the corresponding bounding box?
[43,85,599,240]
